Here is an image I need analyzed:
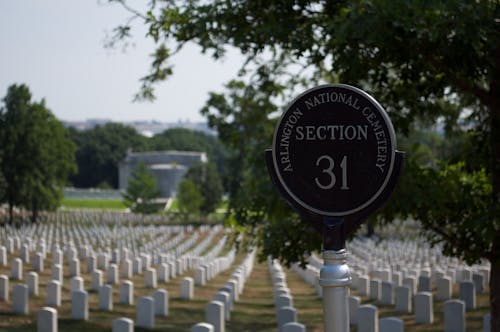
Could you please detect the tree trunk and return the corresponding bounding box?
[31,207,38,224]
[491,249,500,332]
[8,202,13,225]
[490,80,500,332]
[31,197,38,224]
[366,222,375,237]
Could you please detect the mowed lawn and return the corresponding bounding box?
[0,253,491,332]
[60,199,126,210]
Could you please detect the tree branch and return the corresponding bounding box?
[113,0,148,20]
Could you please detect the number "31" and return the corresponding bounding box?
[315,155,349,190]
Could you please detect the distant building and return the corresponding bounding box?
[118,150,207,198]
[63,119,215,136]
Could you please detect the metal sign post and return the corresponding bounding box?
[266,84,404,332]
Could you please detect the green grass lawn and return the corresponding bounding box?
[60,199,126,210]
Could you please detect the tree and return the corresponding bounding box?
[176,179,204,217]
[69,123,148,188]
[122,162,161,214]
[0,84,76,223]
[150,128,229,190]
[184,162,223,214]
[111,1,500,327]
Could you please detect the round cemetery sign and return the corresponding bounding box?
[272,84,396,216]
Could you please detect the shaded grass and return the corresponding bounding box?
[285,266,490,332]
[227,260,277,332]
[0,243,491,332]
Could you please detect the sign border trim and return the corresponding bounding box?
[272,83,397,217]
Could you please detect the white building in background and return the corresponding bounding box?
[118,150,207,198]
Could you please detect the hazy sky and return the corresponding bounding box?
[0,1,244,122]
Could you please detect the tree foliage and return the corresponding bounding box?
[69,126,228,190]
[0,84,76,223]
[150,128,229,188]
[122,161,161,214]
[111,1,500,327]
[176,179,204,217]
[69,123,148,188]
[184,162,223,214]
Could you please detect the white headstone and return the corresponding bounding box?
[414,292,433,324]
[381,281,394,305]
[276,294,293,309]
[444,299,465,332]
[99,284,113,311]
[192,322,214,332]
[0,246,6,266]
[145,268,157,288]
[13,284,29,314]
[395,286,411,313]
[87,255,96,274]
[282,322,306,332]
[436,277,452,301]
[483,313,491,332]
[417,275,431,292]
[112,249,121,264]
[91,270,103,291]
[69,258,80,277]
[133,257,142,275]
[27,272,39,296]
[108,264,119,284]
[153,289,169,317]
[119,280,134,305]
[277,306,297,330]
[181,277,194,300]
[357,304,378,332]
[459,281,476,310]
[37,307,57,332]
[227,280,239,302]
[97,253,109,271]
[10,258,23,280]
[141,254,151,270]
[121,260,132,279]
[358,276,370,296]
[159,263,170,282]
[53,250,63,267]
[136,296,155,328]
[369,279,381,301]
[206,300,224,332]
[21,244,30,263]
[33,252,44,272]
[195,267,206,286]
[46,280,61,307]
[213,292,230,321]
[168,261,176,278]
[472,273,485,294]
[71,290,89,320]
[349,295,360,325]
[112,317,134,332]
[0,275,9,301]
[379,317,403,332]
[70,276,84,292]
[391,271,402,286]
[51,264,63,284]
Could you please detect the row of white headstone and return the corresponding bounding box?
[34,285,170,332]
[291,234,491,331]
[0,219,246,331]
[269,258,307,332]
[192,248,257,332]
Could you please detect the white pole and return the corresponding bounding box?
[319,249,351,332]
